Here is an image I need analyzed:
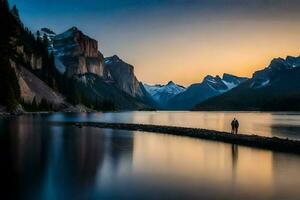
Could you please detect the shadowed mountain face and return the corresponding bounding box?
[104,55,144,99]
[68,74,151,110]
[166,74,247,110]
[195,56,300,111]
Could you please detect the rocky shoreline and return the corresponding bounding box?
[69,122,300,155]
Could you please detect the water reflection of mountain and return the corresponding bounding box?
[41,126,106,199]
[43,126,134,199]
[105,129,134,169]
[0,115,135,199]
[2,113,300,199]
[0,116,50,199]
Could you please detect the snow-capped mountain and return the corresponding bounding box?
[144,81,186,108]
[251,56,300,89]
[195,55,300,111]
[39,28,56,41]
[167,74,248,110]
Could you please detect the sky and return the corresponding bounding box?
[10,0,300,86]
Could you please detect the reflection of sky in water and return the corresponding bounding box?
[48,112,300,140]
[1,115,300,200]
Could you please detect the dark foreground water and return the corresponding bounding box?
[1,112,300,199]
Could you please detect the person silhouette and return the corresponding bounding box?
[231,118,236,134]
[231,118,239,134]
[234,119,239,134]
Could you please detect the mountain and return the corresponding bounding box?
[52,27,105,77]
[51,28,153,110]
[104,55,144,98]
[103,55,156,107]
[0,1,153,112]
[13,63,67,108]
[143,81,186,109]
[0,1,72,112]
[167,74,248,110]
[39,27,56,42]
[194,56,300,111]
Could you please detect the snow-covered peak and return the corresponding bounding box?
[54,26,88,41]
[203,74,247,92]
[144,81,186,106]
[37,27,56,42]
[104,55,122,64]
[285,55,300,68]
[40,28,56,36]
[251,55,300,89]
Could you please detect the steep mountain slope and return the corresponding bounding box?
[167,74,247,110]
[144,81,186,108]
[15,65,66,106]
[0,1,70,112]
[195,56,300,111]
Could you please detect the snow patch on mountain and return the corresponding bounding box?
[222,80,237,90]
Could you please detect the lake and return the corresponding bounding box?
[49,111,300,140]
[1,112,300,199]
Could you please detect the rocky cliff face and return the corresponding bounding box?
[50,28,154,109]
[16,45,43,70]
[104,55,145,98]
[52,27,104,77]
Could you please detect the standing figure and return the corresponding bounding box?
[231,119,236,134]
[231,118,240,134]
[234,119,239,134]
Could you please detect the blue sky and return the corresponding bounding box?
[10,0,300,85]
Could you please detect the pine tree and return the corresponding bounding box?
[0,0,21,111]
[36,30,40,39]
[11,5,21,24]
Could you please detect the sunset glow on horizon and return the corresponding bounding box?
[11,0,300,86]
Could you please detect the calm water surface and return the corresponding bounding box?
[0,112,300,199]
[49,111,300,140]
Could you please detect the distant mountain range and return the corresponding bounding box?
[1,0,300,112]
[165,74,247,110]
[194,56,300,111]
